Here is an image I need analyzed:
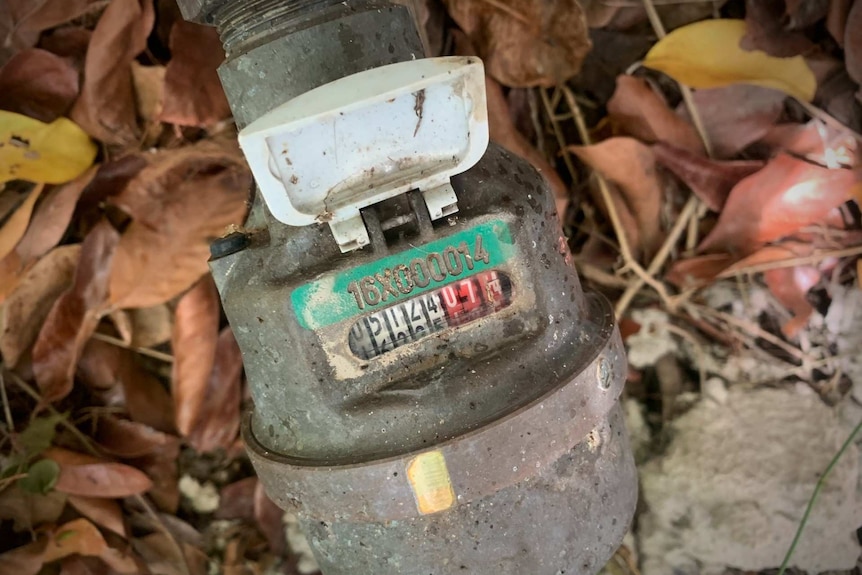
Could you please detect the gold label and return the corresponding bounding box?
[406,450,456,515]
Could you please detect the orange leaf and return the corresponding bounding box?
[698,154,861,255]
[571,137,664,259]
[43,518,137,573]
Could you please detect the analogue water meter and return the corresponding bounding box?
[178,1,637,573]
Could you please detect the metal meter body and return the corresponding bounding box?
[180,1,638,573]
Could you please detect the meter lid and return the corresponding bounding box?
[238,56,489,251]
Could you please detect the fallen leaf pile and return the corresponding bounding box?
[2,0,862,573]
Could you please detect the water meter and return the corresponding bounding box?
[179,1,637,573]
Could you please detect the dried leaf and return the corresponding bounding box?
[765,265,821,337]
[453,30,569,215]
[0,539,47,575]
[17,167,98,264]
[0,48,79,122]
[845,0,862,86]
[827,0,854,45]
[67,496,127,538]
[683,84,787,159]
[216,477,257,522]
[171,276,220,437]
[785,0,830,28]
[0,113,97,184]
[253,480,285,556]
[698,154,862,255]
[133,533,207,575]
[571,137,664,259]
[77,339,176,434]
[444,0,591,87]
[759,119,858,167]
[48,447,153,499]
[59,555,119,575]
[652,142,764,211]
[188,328,243,453]
[0,485,66,532]
[70,0,155,146]
[95,416,176,459]
[108,141,250,309]
[742,0,816,57]
[160,21,230,127]
[643,19,817,102]
[607,75,704,154]
[128,304,173,348]
[666,253,735,289]
[131,440,180,513]
[44,518,137,573]
[0,184,44,262]
[33,221,119,403]
[130,62,166,146]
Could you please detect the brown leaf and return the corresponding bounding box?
[607,75,704,154]
[0,0,100,64]
[253,480,285,556]
[0,184,44,262]
[0,244,80,367]
[44,518,137,573]
[698,154,862,255]
[70,0,155,146]
[130,441,180,514]
[170,276,220,437]
[742,0,817,57]
[60,555,120,575]
[684,84,786,159]
[33,220,119,403]
[39,27,92,67]
[132,533,207,575]
[827,0,854,45]
[665,253,735,289]
[0,485,67,532]
[108,141,250,309]
[444,0,591,87]
[452,30,568,216]
[215,477,257,522]
[160,21,230,127]
[845,0,862,86]
[77,339,176,434]
[571,137,664,259]
[18,167,98,264]
[130,62,166,146]
[95,416,176,459]
[0,539,48,575]
[187,328,243,452]
[67,496,126,538]
[129,304,173,348]
[652,142,765,211]
[0,48,79,122]
[49,448,154,499]
[785,0,830,28]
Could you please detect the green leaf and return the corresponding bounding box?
[17,412,67,457]
[18,459,60,494]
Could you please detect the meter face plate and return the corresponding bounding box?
[291,219,515,330]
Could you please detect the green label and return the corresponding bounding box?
[292,219,514,330]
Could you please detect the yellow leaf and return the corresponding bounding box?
[0,112,98,184]
[643,19,817,102]
[0,184,44,261]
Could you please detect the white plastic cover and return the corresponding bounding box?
[238,56,489,252]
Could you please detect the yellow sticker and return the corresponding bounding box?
[406,450,455,515]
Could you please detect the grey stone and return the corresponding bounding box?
[639,387,860,575]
